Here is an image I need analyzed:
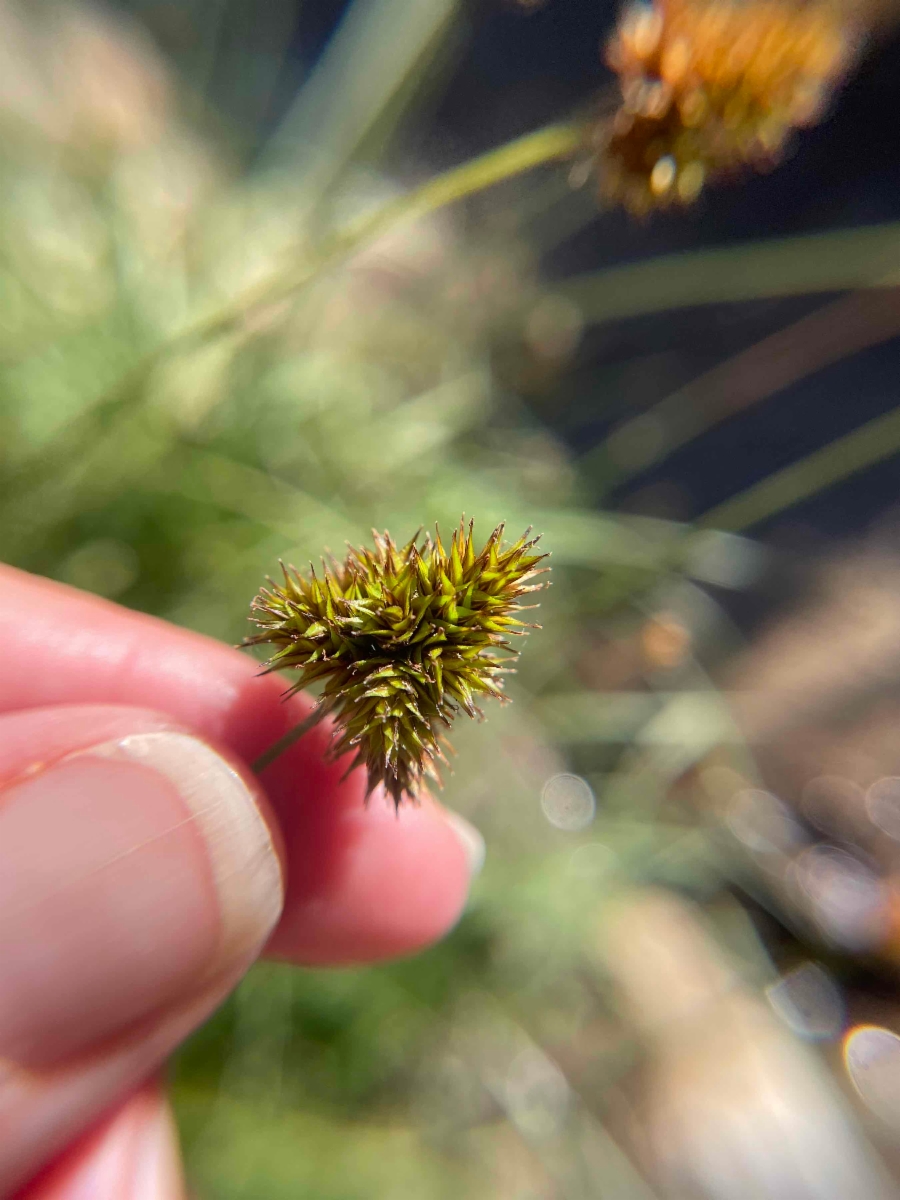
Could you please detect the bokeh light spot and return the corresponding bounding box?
[727,788,803,855]
[844,1026,900,1124]
[801,774,864,840]
[866,776,900,841]
[540,774,596,832]
[792,844,888,951]
[765,961,844,1040]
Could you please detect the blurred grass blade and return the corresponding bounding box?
[599,288,900,480]
[261,0,459,196]
[559,223,900,325]
[509,508,685,569]
[534,691,742,746]
[699,403,900,531]
[154,447,362,549]
[182,122,584,339]
[1,121,581,512]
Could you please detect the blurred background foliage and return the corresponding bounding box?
[7,0,900,1196]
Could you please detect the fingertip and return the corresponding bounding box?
[267,786,482,964]
[249,696,484,963]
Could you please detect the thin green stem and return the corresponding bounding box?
[6,122,585,506]
[252,707,324,774]
[559,221,900,326]
[175,120,586,345]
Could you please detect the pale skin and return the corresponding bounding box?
[0,564,481,1198]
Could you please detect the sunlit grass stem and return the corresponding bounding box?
[175,121,587,346]
[8,122,585,512]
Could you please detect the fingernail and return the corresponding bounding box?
[0,732,283,1065]
[442,809,486,878]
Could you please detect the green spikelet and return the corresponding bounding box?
[246,519,549,807]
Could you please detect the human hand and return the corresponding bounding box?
[0,564,483,1198]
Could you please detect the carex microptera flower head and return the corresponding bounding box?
[246,520,549,808]
[598,0,855,214]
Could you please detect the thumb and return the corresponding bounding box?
[0,705,284,1196]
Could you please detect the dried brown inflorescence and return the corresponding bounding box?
[597,0,856,214]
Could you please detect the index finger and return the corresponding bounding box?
[0,564,479,964]
[0,562,293,759]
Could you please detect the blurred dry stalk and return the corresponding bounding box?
[694,552,900,964]
[599,891,896,1199]
[601,287,900,482]
[725,552,900,744]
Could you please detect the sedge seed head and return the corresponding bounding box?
[598,0,855,214]
[245,519,549,808]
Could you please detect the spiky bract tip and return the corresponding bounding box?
[246,520,549,808]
